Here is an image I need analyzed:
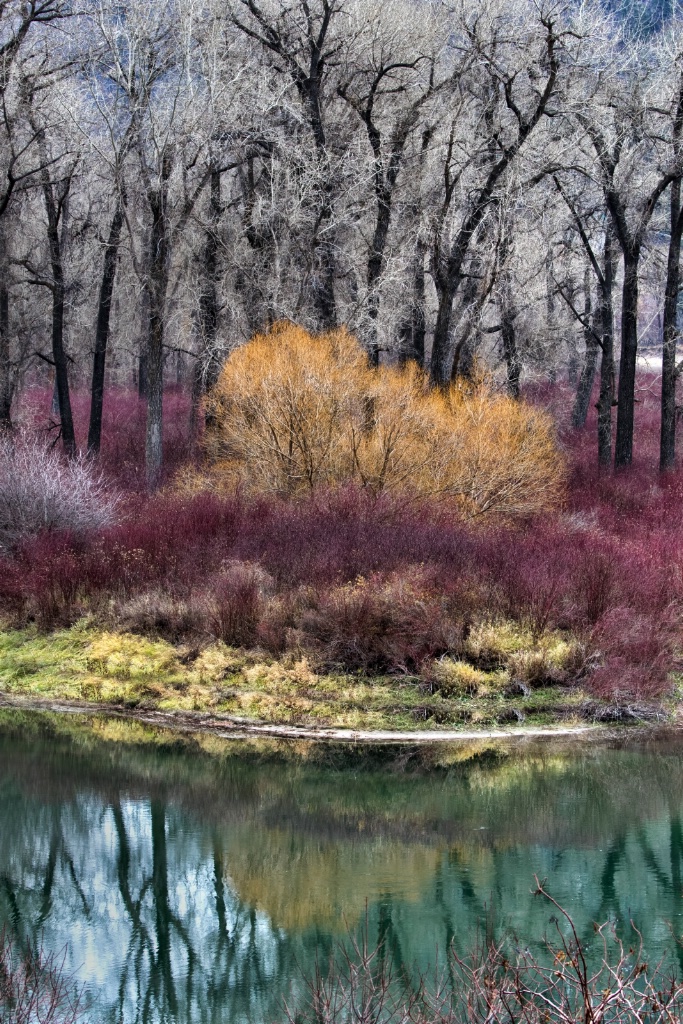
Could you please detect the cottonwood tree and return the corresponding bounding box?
[428,0,564,387]
[228,0,350,330]
[0,0,72,430]
[1,0,682,481]
[90,0,220,484]
[336,0,453,364]
[659,24,683,470]
[574,8,683,467]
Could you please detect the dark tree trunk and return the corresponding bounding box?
[597,233,616,469]
[660,176,683,471]
[145,162,171,490]
[431,285,456,385]
[398,247,427,368]
[189,353,203,440]
[198,166,222,394]
[365,147,404,365]
[572,275,597,429]
[450,261,484,383]
[303,60,337,327]
[500,279,520,399]
[429,26,559,387]
[51,272,75,455]
[40,169,75,457]
[0,261,10,428]
[366,199,386,366]
[614,250,640,469]
[87,199,124,456]
[360,174,387,366]
[303,80,336,329]
[572,335,598,430]
[138,353,148,399]
[458,333,477,382]
[597,231,616,469]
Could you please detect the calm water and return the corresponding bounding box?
[1,712,683,1023]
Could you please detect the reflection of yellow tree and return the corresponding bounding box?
[222,826,441,932]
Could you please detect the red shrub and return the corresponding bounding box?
[207,562,270,647]
[289,570,464,674]
[4,379,683,697]
[588,606,681,701]
[18,386,195,489]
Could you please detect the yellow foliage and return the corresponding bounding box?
[203,322,369,494]
[85,632,179,680]
[199,322,563,519]
[430,658,504,697]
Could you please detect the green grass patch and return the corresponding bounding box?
[0,620,600,731]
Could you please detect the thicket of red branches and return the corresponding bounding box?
[2,380,681,702]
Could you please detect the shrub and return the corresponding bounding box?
[113,592,205,642]
[19,386,195,489]
[587,606,680,700]
[0,927,82,1024]
[207,561,272,647]
[288,571,463,673]
[287,879,683,1024]
[0,436,120,549]
[203,322,370,495]
[200,322,563,520]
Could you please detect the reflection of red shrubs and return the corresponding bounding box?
[3,379,683,699]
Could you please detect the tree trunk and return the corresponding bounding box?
[138,352,148,399]
[572,334,598,430]
[87,199,124,456]
[44,218,74,454]
[398,244,427,367]
[198,166,222,394]
[596,229,616,468]
[0,254,10,428]
[366,175,395,366]
[572,274,597,429]
[614,250,640,468]
[51,272,75,456]
[145,174,170,490]
[39,161,75,456]
[431,284,456,386]
[660,176,683,471]
[429,24,559,387]
[500,278,520,400]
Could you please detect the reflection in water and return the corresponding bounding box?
[1,712,683,1022]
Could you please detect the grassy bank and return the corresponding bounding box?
[0,619,664,732]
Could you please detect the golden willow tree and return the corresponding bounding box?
[199,322,563,521]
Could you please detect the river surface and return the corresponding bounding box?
[1,712,683,1023]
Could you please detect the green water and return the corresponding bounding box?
[1,712,683,1023]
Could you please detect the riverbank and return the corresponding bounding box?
[0,621,673,737]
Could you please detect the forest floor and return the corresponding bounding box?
[0,620,673,735]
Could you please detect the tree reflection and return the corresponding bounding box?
[1,721,683,1022]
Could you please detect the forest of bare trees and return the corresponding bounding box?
[0,0,681,482]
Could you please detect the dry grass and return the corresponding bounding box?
[0,621,601,730]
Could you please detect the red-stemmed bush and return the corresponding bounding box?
[4,378,683,699]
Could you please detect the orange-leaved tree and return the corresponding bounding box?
[199,322,563,519]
